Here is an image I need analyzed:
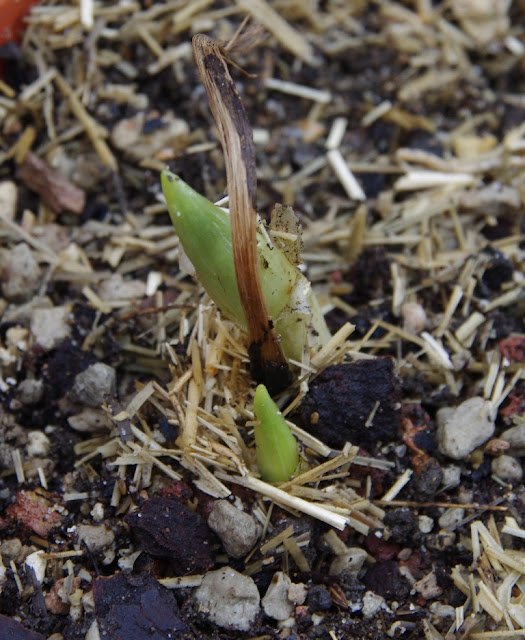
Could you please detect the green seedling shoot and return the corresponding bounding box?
[161,170,330,366]
[253,383,299,483]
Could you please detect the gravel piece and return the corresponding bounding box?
[441,464,462,489]
[411,458,443,498]
[97,273,146,301]
[262,571,294,620]
[491,455,523,481]
[361,591,385,618]
[329,547,368,575]
[288,582,308,605]
[194,567,260,631]
[1,243,41,301]
[76,524,115,553]
[111,112,189,162]
[414,571,443,599]
[26,431,51,458]
[438,508,465,530]
[500,424,525,456]
[0,538,22,561]
[307,584,332,611]
[68,407,110,433]
[207,500,259,558]
[437,397,495,459]
[30,306,71,350]
[384,509,419,545]
[418,515,434,534]
[25,550,47,584]
[70,363,117,407]
[429,602,455,619]
[15,379,44,406]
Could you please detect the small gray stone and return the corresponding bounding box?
[414,571,442,599]
[16,379,44,406]
[97,273,146,301]
[329,547,368,576]
[30,306,71,350]
[441,464,461,489]
[438,508,465,530]
[491,455,523,481]
[362,591,385,618]
[194,567,260,631]
[76,524,115,553]
[429,602,455,620]
[0,538,22,561]
[501,424,525,456]
[68,407,110,433]
[71,363,117,406]
[207,500,259,558]
[1,243,41,301]
[418,515,434,534]
[262,572,294,621]
[437,397,494,460]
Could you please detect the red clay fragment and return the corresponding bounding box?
[6,490,62,538]
[18,151,86,214]
[364,532,400,561]
[500,390,525,423]
[0,0,39,47]
[499,335,525,363]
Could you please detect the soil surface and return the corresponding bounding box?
[1,2,525,640]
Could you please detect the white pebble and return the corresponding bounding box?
[194,567,260,631]
[25,550,47,584]
[437,397,494,460]
[361,591,385,618]
[91,502,105,522]
[262,572,294,621]
[30,306,71,350]
[418,515,434,534]
[26,431,51,458]
[1,243,41,301]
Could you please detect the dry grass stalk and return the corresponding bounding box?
[193,33,291,393]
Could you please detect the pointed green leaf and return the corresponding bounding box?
[253,384,299,483]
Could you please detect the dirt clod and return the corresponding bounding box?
[294,359,401,449]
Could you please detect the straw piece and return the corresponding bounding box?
[236,0,317,65]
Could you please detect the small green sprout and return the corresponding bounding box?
[253,383,299,483]
[161,170,330,367]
